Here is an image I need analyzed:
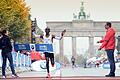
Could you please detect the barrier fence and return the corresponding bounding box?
[0,51,31,67]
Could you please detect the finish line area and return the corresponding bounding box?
[1,76,120,80]
[1,44,120,80]
[1,67,120,80]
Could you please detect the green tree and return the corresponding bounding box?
[0,0,31,42]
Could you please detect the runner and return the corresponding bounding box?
[33,27,66,78]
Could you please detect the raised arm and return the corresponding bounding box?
[32,31,44,38]
[32,32,40,38]
[52,29,66,40]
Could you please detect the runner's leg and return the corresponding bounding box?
[50,53,54,67]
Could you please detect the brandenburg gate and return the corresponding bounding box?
[46,2,120,58]
[47,20,120,58]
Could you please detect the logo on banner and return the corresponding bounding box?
[30,44,36,50]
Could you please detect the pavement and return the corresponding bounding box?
[1,67,120,80]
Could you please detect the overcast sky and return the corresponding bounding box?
[25,0,120,30]
[25,0,119,56]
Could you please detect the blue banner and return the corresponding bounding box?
[35,44,53,52]
[14,44,30,51]
[14,44,53,53]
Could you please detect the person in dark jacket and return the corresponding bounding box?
[0,30,18,79]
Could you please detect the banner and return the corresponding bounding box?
[14,44,30,51]
[14,44,53,53]
[35,44,53,53]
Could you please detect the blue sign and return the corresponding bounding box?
[14,44,30,51]
[35,44,53,52]
[14,44,53,53]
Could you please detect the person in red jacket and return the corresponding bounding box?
[97,22,116,77]
[27,47,45,63]
[30,50,45,63]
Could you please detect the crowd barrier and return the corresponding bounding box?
[0,51,31,67]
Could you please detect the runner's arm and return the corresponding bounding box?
[32,32,43,38]
[52,29,66,40]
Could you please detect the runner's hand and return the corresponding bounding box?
[62,29,66,36]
